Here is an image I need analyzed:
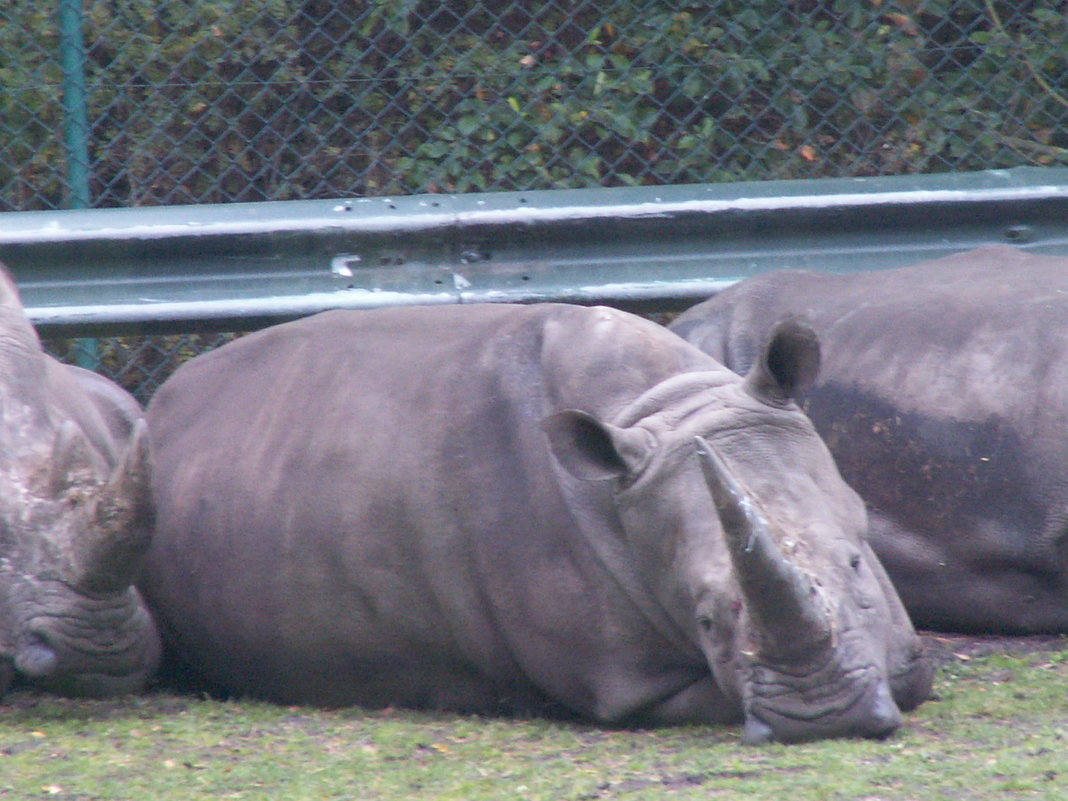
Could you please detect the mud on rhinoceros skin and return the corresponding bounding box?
[0,262,160,698]
[141,302,931,744]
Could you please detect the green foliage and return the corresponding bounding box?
[1,1,1067,210]
[44,332,240,402]
[0,9,67,209]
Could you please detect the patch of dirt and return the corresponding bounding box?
[920,631,1068,667]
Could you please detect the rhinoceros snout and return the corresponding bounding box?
[8,594,161,698]
[744,678,902,744]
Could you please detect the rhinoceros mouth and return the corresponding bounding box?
[742,657,900,743]
[11,582,160,696]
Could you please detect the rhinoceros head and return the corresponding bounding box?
[544,321,932,742]
[0,269,159,698]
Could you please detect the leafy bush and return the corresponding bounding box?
[1,1,1066,211]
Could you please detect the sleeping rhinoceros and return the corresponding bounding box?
[141,303,931,743]
[670,245,1068,633]
[0,265,159,698]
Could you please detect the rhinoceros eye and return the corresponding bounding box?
[849,553,862,572]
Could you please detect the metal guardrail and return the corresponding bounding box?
[1,166,1067,337]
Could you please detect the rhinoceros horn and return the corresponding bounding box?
[62,419,154,595]
[694,435,831,660]
[48,419,100,494]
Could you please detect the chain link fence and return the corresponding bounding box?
[2,0,1067,399]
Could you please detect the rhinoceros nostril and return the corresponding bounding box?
[14,634,58,679]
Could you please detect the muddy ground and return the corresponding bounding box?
[920,630,1067,667]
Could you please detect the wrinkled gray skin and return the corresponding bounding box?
[0,265,159,698]
[670,245,1068,634]
[141,303,930,744]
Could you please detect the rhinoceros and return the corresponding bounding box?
[670,245,1068,633]
[140,303,931,743]
[0,265,159,698]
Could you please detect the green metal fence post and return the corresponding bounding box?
[58,0,90,209]
[58,0,99,369]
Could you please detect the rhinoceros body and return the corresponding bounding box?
[0,266,159,698]
[142,303,930,743]
[670,246,1068,633]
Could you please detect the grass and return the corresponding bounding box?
[2,641,1067,801]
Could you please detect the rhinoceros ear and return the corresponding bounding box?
[743,319,820,406]
[541,410,653,481]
